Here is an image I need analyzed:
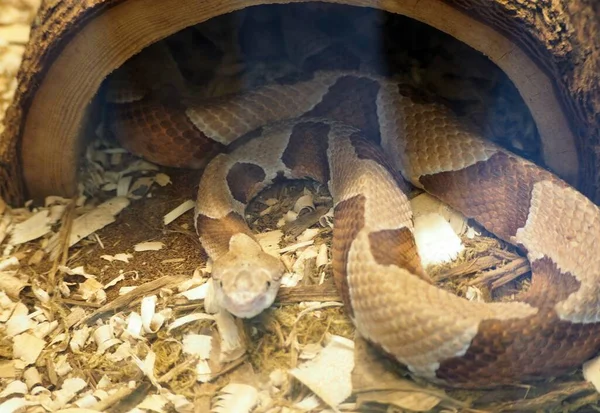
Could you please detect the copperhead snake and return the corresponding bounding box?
[105,66,600,388]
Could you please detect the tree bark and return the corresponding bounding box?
[447,0,600,202]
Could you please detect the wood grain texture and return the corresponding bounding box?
[0,0,125,203]
[0,0,598,204]
[446,0,600,202]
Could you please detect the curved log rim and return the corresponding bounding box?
[5,0,585,202]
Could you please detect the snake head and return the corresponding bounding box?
[211,233,285,318]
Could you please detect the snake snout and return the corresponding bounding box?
[214,259,284,318]
[209,233,285,318]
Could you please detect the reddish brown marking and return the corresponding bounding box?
[281,121,331,182]
[419,152,561,241]
[106,91,225,168]
[434,255,600,387]
[435,312,600,387]
[412,153,599,387]
[332,195,366,317]
[348,132,411,193]
[196,212,253,257]
[304,75,382,143]
[518,257,581,309]
[368,228,430,283]
[226,163,267,204]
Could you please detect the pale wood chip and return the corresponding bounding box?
[134,241,165,251]
[290,335,354,409]
[163,200,195,225]
[0,24,31,44]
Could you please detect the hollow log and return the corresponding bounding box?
[0,0,598,205]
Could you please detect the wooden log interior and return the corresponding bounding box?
[0,0,598,205]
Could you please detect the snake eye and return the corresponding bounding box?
[266,281,271,289]
[219,281,223,288]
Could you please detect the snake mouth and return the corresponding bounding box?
[222,293,274,319]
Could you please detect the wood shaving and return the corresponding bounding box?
[129,176,155,199]
[290,335,354,409]
[58,265,96,279]
[132,350,161,389]
[278,239,314,254]
[0,256,18,270]
[22,367,41,389]
[163,200,195,225]
[140,295,165,333]
[12,333,45,365]
[214,310,246,363]
[296,227,320,243]
[0,273,27,299]
[124,311,143,337]
[101,252,133,262]
[103,274,125,289]
[0,397,35,412]
[9,210,52,245]
[168,313,214,332]
[134,241,165,251]
[47,377,88,410]
[0,380,27,398]
[352,337,449,412]
[255,229,283,257]
[413,213,464,267]
[583,356,600,392]
[211,383,258,413]
[316,243,328,269]
[137,393,168,412]
[5,313,35,337]
[293,193,315,215]
[66,197,130,247]
[154,173,172,187]
[177,282,211,301]
[116,175,132,196]
[183,334,214,382]
[410,192,472,237]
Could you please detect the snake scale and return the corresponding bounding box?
[105,62,600,388]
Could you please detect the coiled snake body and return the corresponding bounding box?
[106,69,600,388]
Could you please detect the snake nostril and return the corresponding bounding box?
[266,281,271,289]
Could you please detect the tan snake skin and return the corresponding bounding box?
[106,70,600,388]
